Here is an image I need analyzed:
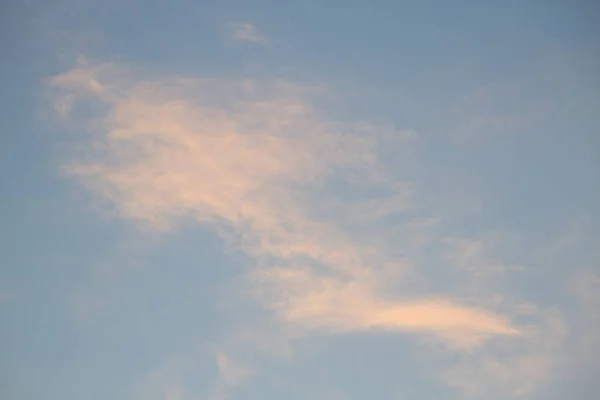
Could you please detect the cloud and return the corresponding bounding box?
[210,352,255,400]
[50,58,530,397]
[49,58,516,342]
[255,268,518,344]
[206,322,294,399]
[440,306,567,398]
[231,22,267,43]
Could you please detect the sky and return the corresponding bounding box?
[1,1,600,399]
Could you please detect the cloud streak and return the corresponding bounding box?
[256,268,518,340]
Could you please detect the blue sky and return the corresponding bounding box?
[1,1,600,399]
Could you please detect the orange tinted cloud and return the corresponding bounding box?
[50,60,520,350]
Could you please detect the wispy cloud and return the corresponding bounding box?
[255,268,518,343]
[49,58,549,398]
[231,22,267,43]
[440,306,566,398]
[49,58,516,341]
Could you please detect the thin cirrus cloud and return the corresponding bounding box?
[48,57,533,397]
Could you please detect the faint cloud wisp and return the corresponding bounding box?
[231,22,267,43]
